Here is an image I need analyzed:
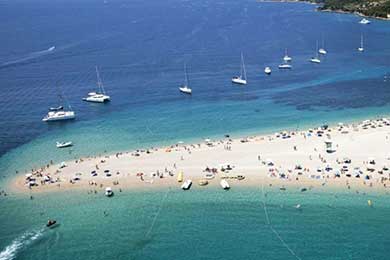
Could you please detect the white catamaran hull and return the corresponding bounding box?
[83,95,110,103]
[43,111,75,122]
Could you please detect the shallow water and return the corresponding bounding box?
[1,0,390,259]
[0,187,389,260]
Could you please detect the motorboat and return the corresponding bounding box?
[359,18,370,24]
[46,219,58,228]
[264,66,272,75]
[105,187,114,197]
[181,179,192,190]
[220,179,230,190]
[83,66,110,103]
[278,63,292,69]
[179,63,192,94]
[232,52,247,85]
[56,141,72,148]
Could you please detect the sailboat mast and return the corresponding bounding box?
[241,52,246,80]
[95,66,106,95]
[184,63,189,87]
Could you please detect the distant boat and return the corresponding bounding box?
[283,48,292,62]
[220,179,230,190]
[105,187,114,197]
[181,179,192,190]
[359,18,371,24]
[83,66,110,103]
[278,63,292,69]
[46,220,57,228]
[358,33,364,52]
[310,41,321,63]
[56,141,72,148]
[179,63,192,94]
[48,46,55,51]
[232,52,247,85]
[318,35,327,55]
[264,66,272,75]
[43,85,76,122]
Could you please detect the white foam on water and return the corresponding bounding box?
[0,229,44,260]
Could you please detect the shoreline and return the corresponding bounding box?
[10,117,390,196]
[257,0,390,21]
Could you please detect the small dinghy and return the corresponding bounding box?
[220,179,230,190]
[56,141,73,148]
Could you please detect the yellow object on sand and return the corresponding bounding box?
[177,171,183,182]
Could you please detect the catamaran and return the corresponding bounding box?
[179,64,192,94]
[43,86,76,122]
[232,52,247,85]
[283,48,292,62]
[358,33,364,52]
[83,66,110,103]
[310,41,321,63]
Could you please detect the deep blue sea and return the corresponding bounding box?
[0,0,390,259]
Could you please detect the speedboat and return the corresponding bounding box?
[105,187,114,197]
[46,219,58,228]
[220,179,230,190]
[179,85,192,94]
[43,109,75,122]
[359,18,370,24]
[56,141,72,148]
[181,179,192,190]
[358,33,364,52]
[310,57,321,63]
[264,66,272,75]
[278,63,292,69]
[232,52,247,85]
[83,67,110,103]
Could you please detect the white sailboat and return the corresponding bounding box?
[358,33,364,52]
[43,86,76,122]
[283,48,292,62]
[318,35,327,55]
[264,66,272,75]
[310,41,321,63]
[278,63,292,69]
[179,64,192,94]
[232,52,247,85]
[83,66,110,103]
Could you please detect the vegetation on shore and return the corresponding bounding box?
[311,0,390,19]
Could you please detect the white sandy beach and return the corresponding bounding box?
[12,118,390,194]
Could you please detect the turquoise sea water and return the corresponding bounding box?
[1,0,390,258]
[0,188,389,260]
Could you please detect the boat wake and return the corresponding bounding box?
[0,46,55,70]
[0,228,44,260]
